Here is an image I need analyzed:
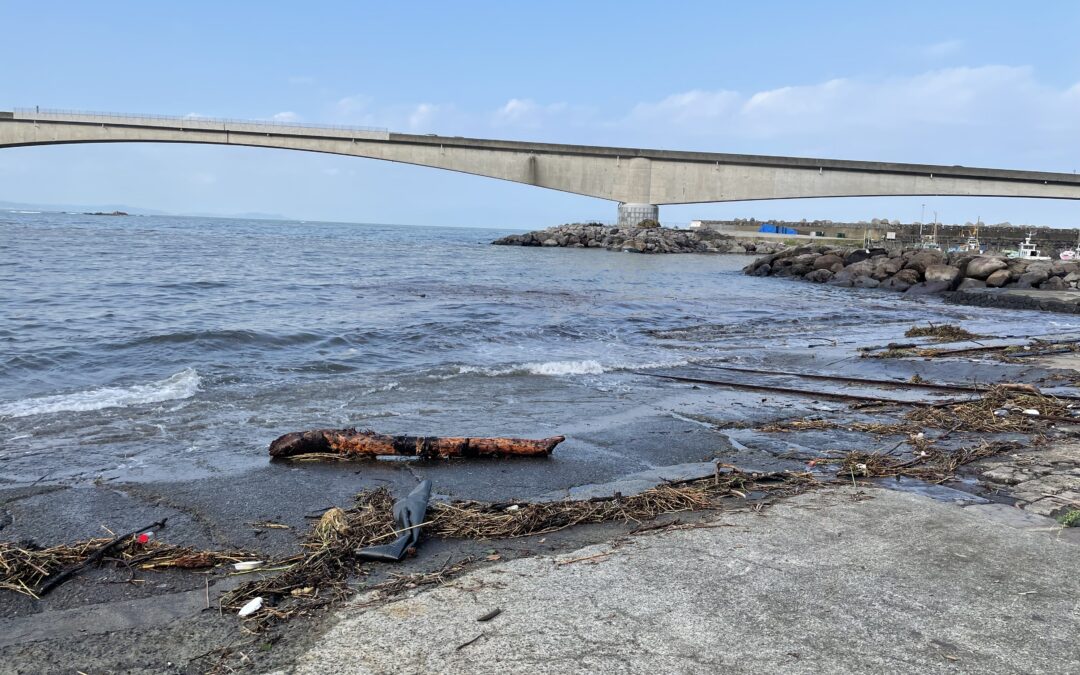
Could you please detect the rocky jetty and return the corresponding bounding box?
[492,223,789,254]
[743,246,1080,296]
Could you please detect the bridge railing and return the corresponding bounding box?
[11,108,390,140]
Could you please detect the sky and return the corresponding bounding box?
[1,1,1079,228]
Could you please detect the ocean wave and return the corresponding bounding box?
[0,368,201,418]
[108,329,324,350]
[446,358,687,379]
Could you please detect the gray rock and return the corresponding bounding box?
[542,238,559,247]
[749,263,771,277]
[985,269,1011,287]
[903,280,952,296]
[892,268,922,285]
[1040,276,1068,291]
[871,257,902,281]
[964,257,1008,280]
[1017,269,1050,288]
[813,254,844,270]
[879,275,913,292]
[956,278,987,291]
[853,277,880,289]
[924,264,961,288]
[903,250,944,274]
[804,269,834,283]
[844,249,872,265]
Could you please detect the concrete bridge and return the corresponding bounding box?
[3,108,1079,225]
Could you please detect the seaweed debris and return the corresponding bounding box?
[0,538,253,598]
[220,468,816,627]
[904,323,982,342]
[906,385,1069,432]
[837,440,1019,484]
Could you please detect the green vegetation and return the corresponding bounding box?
[1057,510,1080,528]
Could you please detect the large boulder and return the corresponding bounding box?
[879,275,913,292]
[985,269,1011,287]
[853,276,880,289]
[903,250,945,274]
[924,264,962,288]
[813,253,844,270]
[964,256,1008,280]
[1006,259,1029,280]
[871,257,902,281]
[956,278,987,291]
[804,269,834,283]
[831,260,875,284]
[1041,276,1068,291]
[749,263,772,277]
[1016,269,1050,288]
[774,263,813,278]
[892,268,922,286]
[903,280,953,297]
[844,249,872,265]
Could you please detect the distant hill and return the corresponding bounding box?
[0,199,286,221]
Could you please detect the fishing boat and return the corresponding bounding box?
[961,224,982,253]
[1060,230,1080,261]
[1007,233,1051,261]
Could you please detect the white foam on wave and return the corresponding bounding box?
[0,368,201,418]
[448,358,688,379]
[522,360,606,376]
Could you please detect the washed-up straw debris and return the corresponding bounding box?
[904,323,982,342]
[221,468,816,626]
[0,538,253,598]
[906,385,1069,432]
[757,418,918,435]
[757,418,838,433]
[836,440,1019,484]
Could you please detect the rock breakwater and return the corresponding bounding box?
[493,223,789,254]
[743,246,1080,296]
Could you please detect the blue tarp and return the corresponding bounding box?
[758,223,797,235]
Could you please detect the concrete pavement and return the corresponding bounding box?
[286,487,1080,674]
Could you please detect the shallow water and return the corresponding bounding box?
[2,212,1076,484]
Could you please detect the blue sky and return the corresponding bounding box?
[1,1,1079,228]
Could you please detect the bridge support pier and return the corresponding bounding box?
[617,203,659,227]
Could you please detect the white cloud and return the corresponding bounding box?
[336,94,374,117]
[491,98,587,129]
[407,103,443,131]
[628,90,741,124]
[616,66,1080,168]
[272,111,301,123]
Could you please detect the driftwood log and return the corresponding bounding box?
[269,428,565,460]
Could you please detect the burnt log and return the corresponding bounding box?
[269,428,565,460]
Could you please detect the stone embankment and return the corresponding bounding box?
[492,223,788,255]
[743,245,1080,296]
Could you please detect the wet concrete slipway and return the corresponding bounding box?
[5,311,1080,673]
[4,217,1080,672]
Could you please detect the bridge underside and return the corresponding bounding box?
[2,114,1079,226]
